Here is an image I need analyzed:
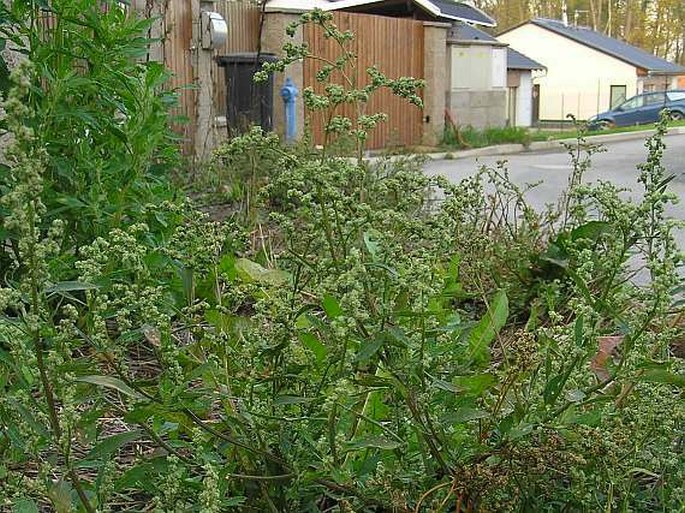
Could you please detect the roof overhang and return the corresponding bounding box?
[646,69,685,76]
[265,0,496,27]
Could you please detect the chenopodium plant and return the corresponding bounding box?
[0,61,100,513]
[216,123,684,512]
[0,61,235,512]
[1,0,179,249]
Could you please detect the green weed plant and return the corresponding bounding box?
[0,8,683,513]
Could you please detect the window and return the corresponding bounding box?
[620,95,643,110]
[644,93,666,105]
[667,91,685,101]
[610,85,627,109]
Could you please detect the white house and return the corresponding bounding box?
[498,18,685,121]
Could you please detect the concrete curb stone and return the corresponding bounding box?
[362,126,685,164]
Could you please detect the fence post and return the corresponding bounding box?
[422,22,450,146]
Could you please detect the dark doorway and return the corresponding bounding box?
[532,84,540,125]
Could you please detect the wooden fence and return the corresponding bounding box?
[303,12,425,149]
[138,0,260,153]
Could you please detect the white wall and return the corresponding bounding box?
[498,24,639,120]
[516,71,533,126]
[450,44,507,91]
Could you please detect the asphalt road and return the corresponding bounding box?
[424,133,685,250]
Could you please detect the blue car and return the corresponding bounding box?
[588,90,685,130]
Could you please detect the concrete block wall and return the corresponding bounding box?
[449,90,507,128]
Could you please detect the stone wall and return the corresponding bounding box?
[448,90,507,129]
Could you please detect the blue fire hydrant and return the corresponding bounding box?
[280,77,299,143]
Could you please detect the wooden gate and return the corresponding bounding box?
[304,12,425,150]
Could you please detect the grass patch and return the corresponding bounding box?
[441,120,685,151]
[442,125,531,149]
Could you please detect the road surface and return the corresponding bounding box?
[424,133,685,250]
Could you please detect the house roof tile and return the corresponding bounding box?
[506,47,546,70]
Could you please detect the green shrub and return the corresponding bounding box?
[0,9,683,513]
[1,0,179,249]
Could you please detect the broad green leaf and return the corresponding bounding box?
[363,231,380,261]
[430,375,459,393]
[355,337,383,363]
[115,462,153,492]
[468,290,508,364]
[322,295,342,318]
[570,221,611,242]
[574,314,584,347]
[453,373,496,397]
[226,497,247,507]
[12,500,39,513]
[77,375,142,399]
[82,430,143,463]
[445,407,489,424]
[298,332,328,362]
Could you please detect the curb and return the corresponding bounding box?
[364,126,685,164]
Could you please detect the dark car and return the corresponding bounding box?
[587,90,685,130]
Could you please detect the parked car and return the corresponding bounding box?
[587,90,685,130]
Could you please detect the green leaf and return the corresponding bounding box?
[12,500,39,513]
[45,281,98,296]
[82,430,143,463]
[298,332,328,362]
[570,221,611,242]
[115,462,153,492]
[345,435,401,451]
[322,295,342,319]
[355,337,383,363]
[273,395,311,406]
[48,480,72,513]
[453,373,496,397]
[639,369,685,388]
[234,258,289,286]
[468,290,508,364]
[363,231,380,261]
[431,376,460,393]
[445,407,489,424]
[574,314,584,347]
[76,375,143,399]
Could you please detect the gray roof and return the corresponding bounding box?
[431,0,495,27]
[507,47,545,70]
[448,22,497,42]
[530,18,685,74]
